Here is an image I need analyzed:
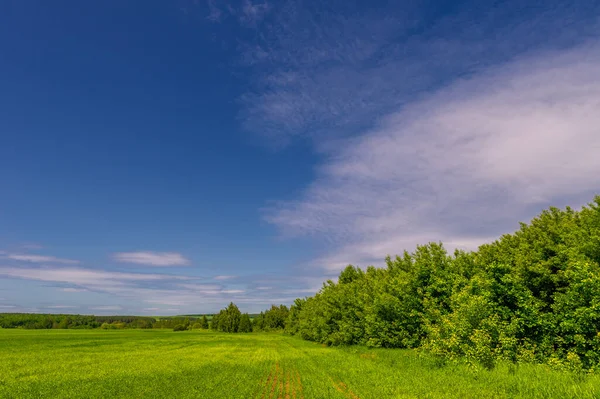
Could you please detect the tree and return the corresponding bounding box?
[238,313,253,333]
[213,303,242,333]
[210,313,220,330]
[253,312,265,331]
[199,315,209,329]
[282,196,600,370]
[263,305,289,330]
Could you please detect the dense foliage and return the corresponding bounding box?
[0,313,101,329]
[285,197,600,371]
[211,302,253,333]
[253,305,289,331]
[0,314,195,330]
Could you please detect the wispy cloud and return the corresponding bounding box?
[213,275,237,280]
[222,289,245,294]
[43,305,78,309]
[199,0,270,24]
[206,0,222,22]
[0,264,316,313]
[177,283,222,294]
[5,254,79,265]
[236,0,599,147]
[113,251,190,266]
[19,243,44,251]
[90,305,122,311]
[0,266,191,293]
[239,0,269,25]
[60,287,87,293]
[267,42,600,270]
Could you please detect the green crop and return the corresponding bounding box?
[0,329,598,398]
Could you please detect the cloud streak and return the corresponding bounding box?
[90,305,122,311]
[60,288,87,293]
[5,254,79,265]
[237,0,600,147]
[266,42,600,270]
[0,266,191,293]
[213,275,237,280]
[0,264,318,313]
[113,251,190,266]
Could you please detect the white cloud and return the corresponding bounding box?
[90,305,122,311]
[267,42,600,271]
[213,275,237,280]
[113,251,190,266]
[0,305,16,309]
[43,305,77,309]
[60,288,87,293]
[222,289,245,294]
[5,254,79,265]
[19,243,44,251]
[237,1,600,146]
[0,263,321,313]
[0,266,191,294]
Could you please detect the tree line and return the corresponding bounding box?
[0,314,199,330]
[2,197,598,371]
[207,303,290,333]
[283,196,600,371]
[0,307,291,333]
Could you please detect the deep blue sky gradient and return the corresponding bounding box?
[1,0,598,314]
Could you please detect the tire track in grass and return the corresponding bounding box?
[258,361,304,399]
[284,369,291,399]
[270,362,279,399]
[294,369,304,399]
[332,379,360,399]
[260,367,273,399]
[280,336,366,399]
[278,362,285,397]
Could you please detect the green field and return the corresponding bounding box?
[1,329,599,399]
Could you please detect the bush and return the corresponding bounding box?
[283,196,600,371]
[173,324,187,332]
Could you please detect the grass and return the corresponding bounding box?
[0,329,599,398]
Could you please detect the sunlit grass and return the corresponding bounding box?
[0,329,598,398]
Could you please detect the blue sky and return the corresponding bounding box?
[1,0,599,315]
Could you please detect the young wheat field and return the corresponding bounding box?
[0,329,598,399]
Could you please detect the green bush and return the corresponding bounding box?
[284,196,600,371]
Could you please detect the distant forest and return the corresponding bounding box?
[2,196,599,371]
[0,314,205,330]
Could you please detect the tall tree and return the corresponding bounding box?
[199,315,209,329]
[238,313,253,333]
